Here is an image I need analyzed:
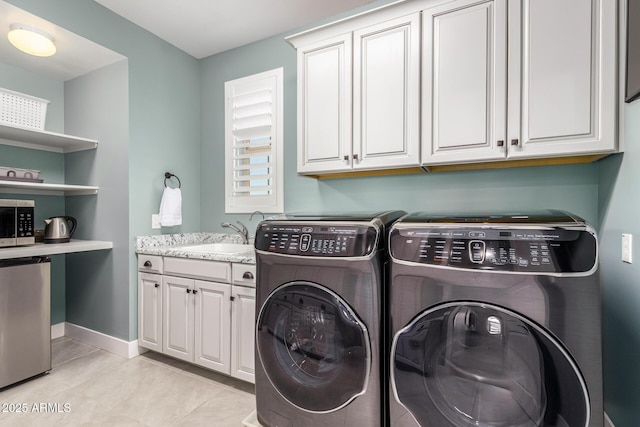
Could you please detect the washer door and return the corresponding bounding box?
[392,302,589,427]
[257,281,371,413]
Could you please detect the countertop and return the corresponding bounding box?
[0,240,113,260]
[135,232,255,264]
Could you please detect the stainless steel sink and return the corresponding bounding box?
[179,243,253,254]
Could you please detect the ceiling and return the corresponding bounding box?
[0,1,125,81]
[0,0,378,81]
[94,0,377,59]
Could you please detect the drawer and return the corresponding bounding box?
[232,263,256,288]
[164,257,231,283]
[137,255,163,274]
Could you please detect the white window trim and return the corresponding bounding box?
[224,67,284,214]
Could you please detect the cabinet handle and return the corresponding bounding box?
[242,271,254,280]
[186,289,191,293]
[511,139,520,147]
[154,283,159,288]
[497,140,504,147]
[144,260,152,267]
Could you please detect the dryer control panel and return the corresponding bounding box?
[255,223,378,257]
[390,227,597,273]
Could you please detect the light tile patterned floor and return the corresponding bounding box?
[0,337,256,426]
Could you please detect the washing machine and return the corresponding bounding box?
[388,210,603,427]
[254,211,405,427]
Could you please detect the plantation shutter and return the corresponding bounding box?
[224,68,284,213]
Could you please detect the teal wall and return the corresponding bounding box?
[7,0,202,340]
[599,102,640,426]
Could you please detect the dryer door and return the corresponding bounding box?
[256,281,371,413]
[392,302,589,427]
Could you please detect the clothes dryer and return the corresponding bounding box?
[388,210,603,427]
[255,211,405,427]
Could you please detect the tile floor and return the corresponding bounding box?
[0,337,256,426]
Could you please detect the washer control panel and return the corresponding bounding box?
[390,227,597,273]
[255,223,378,257]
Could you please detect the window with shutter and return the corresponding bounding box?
[224,68,284,213]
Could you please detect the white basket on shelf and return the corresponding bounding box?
[0,87,49,130]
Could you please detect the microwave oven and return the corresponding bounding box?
[0,199,35,247]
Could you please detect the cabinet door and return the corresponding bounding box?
[138,273,162,352]
[353,12,421,169]
[194,280,231,374]
[163,275,194,362]
[422,0,507,165]
[231,285,256,383]
[507,0,617,158]
[297,33,353,174]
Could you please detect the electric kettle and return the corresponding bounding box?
[43,216,77,243]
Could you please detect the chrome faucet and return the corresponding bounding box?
[221,220,249,244]
[250,210,265,221]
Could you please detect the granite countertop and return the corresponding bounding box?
[135,232,255,264]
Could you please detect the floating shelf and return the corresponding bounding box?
[0,180,98,196]
[0,123,99,195]
[0,240,113,260]
[0,123,98,153]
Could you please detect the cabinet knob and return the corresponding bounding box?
[497,140,504,147]
[144,260,152,267]
[230,296,236,302]
[242,271,254,280]
[343,155,349,162]
[510,139,520,147]
[353,154,359,162]
[154,283,159,288]
[193,289,198,294]
[186,289,191,293]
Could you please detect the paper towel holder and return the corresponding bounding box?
[164,172,181,188]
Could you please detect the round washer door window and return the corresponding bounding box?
[392,302,589,427]
[257,281,371,413]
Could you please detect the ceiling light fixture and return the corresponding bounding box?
[7,24,56,57]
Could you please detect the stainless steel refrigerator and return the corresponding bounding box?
[0,256,51,389]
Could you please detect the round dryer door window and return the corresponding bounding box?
[256,281,370,413]
[392,302,589,427]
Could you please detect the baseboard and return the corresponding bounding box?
[51,322,65,339]
[62,322,142,359]
[605,412,615,427]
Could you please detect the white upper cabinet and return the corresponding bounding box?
[296,33,353,174]
[422,0,618,166]
[353,13,421,170]
[290,10,421,175]
[507,0,617,159]
[422,0,507,164]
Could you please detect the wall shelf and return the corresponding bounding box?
[0,240,113,260]
[0,180,98,196]
[0,123,98,153]
[0,123,99,195]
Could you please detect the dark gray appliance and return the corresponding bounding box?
[0,256,51,389]
[388,210,603,427]
[254,211,405,427]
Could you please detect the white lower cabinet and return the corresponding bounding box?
[231,284,256,382]
[138,272,163,352]
[163,275,233,371]
[138,257,255,384]
[194,280,231,372]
